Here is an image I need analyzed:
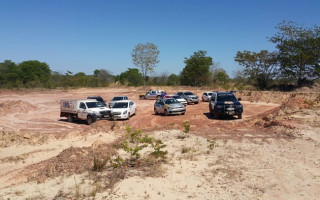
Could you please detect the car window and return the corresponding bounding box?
[112,102,128,108]
[203,93,207,96]
[217,94,237,102]
[164,99,179,104]
[80,103,86,109]
[184,92,193,95]
[86,102,104,108]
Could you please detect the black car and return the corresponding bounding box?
[87,96,107,107]
[209,92,243,119]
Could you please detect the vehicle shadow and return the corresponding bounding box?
[203,112,238,120]
[58,119,87,124]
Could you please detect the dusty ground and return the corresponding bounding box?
[0,87,319,199]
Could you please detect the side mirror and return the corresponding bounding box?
[238,98,242,101]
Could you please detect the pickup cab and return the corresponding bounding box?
[139,90,164,100]
[60,99,111,124]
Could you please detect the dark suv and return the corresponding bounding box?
[87,96,107,107]
[209,92,243,119]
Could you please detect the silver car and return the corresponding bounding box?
[202,91,213,102]
[176,91,199,104]
[154,98,186,116]
[109,96,129,108]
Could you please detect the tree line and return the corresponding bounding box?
[1,21,319,90]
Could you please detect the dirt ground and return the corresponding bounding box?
[0,87,319,199]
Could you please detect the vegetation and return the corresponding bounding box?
[131,42,160,87]
[180,50,213,86]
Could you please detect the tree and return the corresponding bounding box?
[167,73,180,86]
[269,21,320,85]
[0,60,21,87]
[18,60,51,87]
[235,50,279,89]
[119,68,143,86]
[212,68,229,86]
[131,42,160,86]
[180,50,213,86]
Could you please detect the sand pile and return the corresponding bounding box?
[0,100,37,113]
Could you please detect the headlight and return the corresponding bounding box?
[123,110,127,114]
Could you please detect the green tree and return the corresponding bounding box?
[131,42,160,86]
[269,21,320,85]
[119,68,143,86]
[0,60,21,87]
[180,50,213,86]
[235,50,278,89]
[167,73,180,86]
[212,68,229,86]
[18,60,51,87]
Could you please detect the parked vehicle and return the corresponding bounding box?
[110,100,136,119]
[154,98,186,116]
[163,94,187,106]
[87,96,107,106]
[109,96,129,108]
[202,92,213,102]
[209,91,243,119]
[60,99,110,125]
[176,91,199,104]
[139,90,164,100]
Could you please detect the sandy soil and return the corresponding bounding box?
[0,87,319,200]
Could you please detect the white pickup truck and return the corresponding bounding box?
[60,99,111,125]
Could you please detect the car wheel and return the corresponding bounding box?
[134,108,137,115]
[87,115,93,125]
[181,112,185,115]
[127,112,131,119]
[202,98,204,101]
[154,108,158,115]
[238,114,242,119]
[164,109,169,116]
[67,114,73,123]
[213,113,219,119]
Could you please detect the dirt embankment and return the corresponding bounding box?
[238,90,320,104]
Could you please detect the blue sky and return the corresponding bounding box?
[1,0,320,76]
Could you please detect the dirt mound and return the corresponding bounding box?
[251,97,312,130]
[0,100,37,114]
[21,143,116,183]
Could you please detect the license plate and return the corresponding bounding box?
[227,111,235,115]
[227,108,234,111]
[104,115,110,118]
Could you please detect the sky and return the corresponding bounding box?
[1,0,320,77]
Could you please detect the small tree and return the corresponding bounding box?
[235,50,279,89]
[131,42,160,87]
[119,68,143,86]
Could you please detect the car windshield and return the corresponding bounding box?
[184,92,194,95]
[112,102,128,108]
[172,95,182,99]
[112,97,124,101]
[86,102,105,108]
[208,93,213,96]
[217,94,237,102]
[165,99,179,104]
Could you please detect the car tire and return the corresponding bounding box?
[238,114,242,119]
[134,108,137,115]
[202,98,204,102]
[127,112,130,119]
[164,109,169,116]
[181,112,185,115]
[213,113,219,119]
[87,115,93,125]
[154,108,158,115]
[195,102,199,104]
[67,114,73,123]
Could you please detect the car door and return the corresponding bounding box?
[78,102,87,119]
[129,101,135,115]
[155,99,162,113]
